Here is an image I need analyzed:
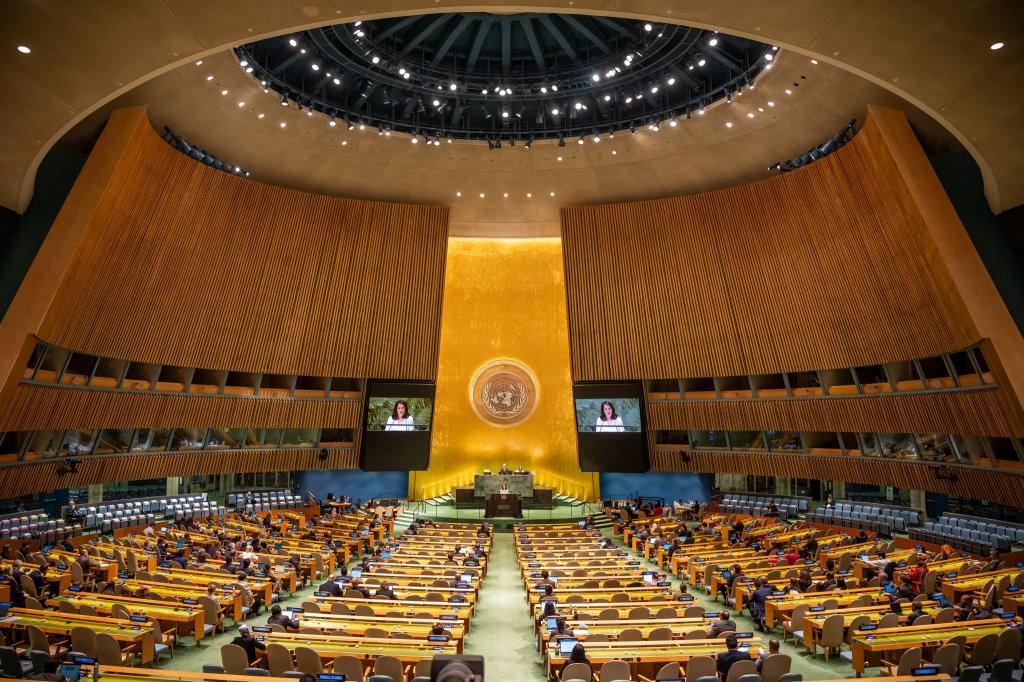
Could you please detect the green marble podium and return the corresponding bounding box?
[473,473,534,497]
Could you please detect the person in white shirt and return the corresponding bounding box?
[384,400,415,431]
[595,401,625,432]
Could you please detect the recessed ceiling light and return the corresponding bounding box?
[810,59,819,64]
[767,101,775,107]
[725,122,733,128]
[411,137,418,144]
[604,95,611,101]
[456,191,462,197]
[311,64,319,71]
[643,23,653,32]
[239,60,248,67]
[549,191,556,197]
[479,193,485,198]
[747,112,754,118]
[17,45,31,54]
[611,150,617,155]
[258,113,265,119]
[709,38,719,47]
[991,42,1004,50]
[667,77,676,85]
[237,101,245,107]
[785,89,792,94]
[221,89,228,96]
[527,193,532,198]
[764,53,774,61]
[341,140,347,146]
[280,122,287,128]
[503,192,509,198]
[333,78,341,85]
[300,49,306,54]
[698,58,706,67]
[194,59,203,66]
[557,156,563,162]
[289,38,298,47]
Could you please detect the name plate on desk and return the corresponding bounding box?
[474,473,534,497]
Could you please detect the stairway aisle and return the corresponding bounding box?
[464,531,548,681]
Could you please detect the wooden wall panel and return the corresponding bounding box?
[0,384,363,431]
[647,387,1024,438]
[33,109,448,380]
[0,449,358,499]
[650,449,1024,509]
[562,110,977,381]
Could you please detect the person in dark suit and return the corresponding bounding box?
[716,633,753,677]
[230,625,266,664]
[706,611,737,639]
[749,577,776,631]
[266,604,299,630]
[347,579,370,598]
[318,575,343,596]
[375,581,396,599]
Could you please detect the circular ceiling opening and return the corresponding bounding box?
[236,13,773,143]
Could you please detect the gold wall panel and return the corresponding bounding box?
[412,238,597,501]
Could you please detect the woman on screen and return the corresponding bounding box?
[595,401,625,432]
[384,400,415,431]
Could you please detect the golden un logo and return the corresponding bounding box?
[470,359,539,427]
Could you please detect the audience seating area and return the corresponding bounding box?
[807,500,922,537]
[718,493,809,520]
[227,490,304,512]
[72,493,226,532]
[0,509,69,542]
[912,513,1024,554]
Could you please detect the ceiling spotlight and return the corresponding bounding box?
[206,74,213,81]
[764,53,774,61]
[281,94,289,106]
[503,192,509,198]
[698,58,706,67]
[333,78,341,85]
[371,55,380,64]
[747,112,754,118]
[311,64,320,71]
[604,94,611,101]
[767,100,775,107]
[527,193,532,198]
[239,60,248,67]
[194,59,202,66]
[403,72,410,79]
[577,135,585,145]
[991,42,1004,50]
[551,84,558,92]
[785,88,792,94]
[557,155,563,161]
[574,102,582,110]
[551,107,559,116]
[709,38,719,47]
[669,119,677,127]
[456,191,462,197]
[354,30,364,37]
[398,68,406,75]
[237,101,245,107]
[592,134,600,143]
[605,69,616,78]
[612,150,617,155]
[279,122,287,128]
[592,73,600,82]
[221,89,228,96]
[501,110,509,118]
[433,99,440,107]
[329,114,337,127]
[482,88,488,95]
[643,23,653,32]
[411,136,418,144]
[449,82,458,91]
[810,58,819,64]
[479,193,485,198]
[726,121,733,128]
[289,38,298,47]
[650,85,659,93]
[667,77,676,85]
[549,192,556,197]
[258,113,265,119]
[245,66,253,73]
[540,87,548,94]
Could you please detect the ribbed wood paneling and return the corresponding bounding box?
[562,111,976,381]
[647,387,1024,438]
[650,449,1024,509]
[0,384,363,431]
[35,115,448,380]
[0,449,358,499]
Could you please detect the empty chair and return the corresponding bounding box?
[294,646,323,675]
[332,655,365,681]
[684,605,706,618]
[27,624,63,660]
[994,627,1022,663]
[648,627,673,641]
[78,604,97,617]
[0,645,34,677]
[610,592,630,603]
[598,608,619,621]
[886,647,922,677]
[373,655,404,682]
[330,603,350,615]
[933,607,956,624]
[220,643,249,675]
[110,604,131,620]
[929,642,961,675]
[364,627,389,639]
[300,601,320,613]
[266,642,293,676]
[817,614,845,661]
[653,662,681,680]
[784,604,809,643]
[970,633,999,668]
[96,633,132,666]
[911,614,932,626]
[599,660,631,682]
[655,607,678,619]
[69,626,98,659]
[877,613,900,629]
[628,606,651,620]
[617,628,643,642]
[685,655,717,682]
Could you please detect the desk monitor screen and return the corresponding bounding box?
[381,551,391,559]
[461,573,473,583]
[350,568,363,579]
[558,638,579,656]
[59,663,82,680]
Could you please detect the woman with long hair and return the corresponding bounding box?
[384,399,415,431]
[594,400,625,432]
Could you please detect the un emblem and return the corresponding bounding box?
[470,359,539,427]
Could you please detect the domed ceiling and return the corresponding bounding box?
[237,14,771,143]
